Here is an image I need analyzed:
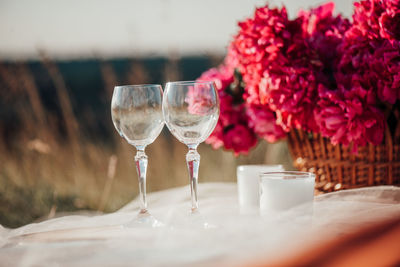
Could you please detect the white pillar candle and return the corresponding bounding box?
[259,172,315,216]
[237,165,284,211]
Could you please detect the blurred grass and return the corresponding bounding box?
[0,55,292,228]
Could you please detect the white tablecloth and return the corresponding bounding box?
[0,183,399,266]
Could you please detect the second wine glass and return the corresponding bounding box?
[163,81,219,213]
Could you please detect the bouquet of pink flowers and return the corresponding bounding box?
[199,0,400,156]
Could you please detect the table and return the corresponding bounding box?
[0,183,399,266]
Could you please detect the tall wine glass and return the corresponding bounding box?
[163,81,219,213]
[111,84,164,226]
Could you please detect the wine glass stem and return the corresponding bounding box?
[135,146,148,214]
[186,144,200,212]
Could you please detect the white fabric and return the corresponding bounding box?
[0,183,399,266]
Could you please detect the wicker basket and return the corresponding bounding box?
[287,126,400,193]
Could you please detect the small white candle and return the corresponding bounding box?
[259,172,315,216]
[237,165,284,211]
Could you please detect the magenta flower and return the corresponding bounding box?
[205,121,224,150]
[338,0,400,105]
[231,5,292,106]
[246,104,286,142]
[197,0,399,155]
[198,63,258,155]
[315,86,384,150]
[298,2,350,65]
[222,124,258,156]
[352,0,400,41]
[232,3,349,133]
[197,66,233,92]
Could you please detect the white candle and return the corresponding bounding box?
[237,165,284,211]
[259,172,315,216]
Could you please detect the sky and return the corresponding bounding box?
[0,0,354,60]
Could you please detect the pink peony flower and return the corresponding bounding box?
[231,5,292,106]
[197,66,234,92]
[338,0,400,105]
[222,124,258,156]
[298,2,350,65]
[205,121,224,150]
[379,12,400,40]
[352,0,400,41]
[261,62,320,132]
[373,40,400,103]
[206,100,258,156]
[315,86,384,150]
[246,104,286,142]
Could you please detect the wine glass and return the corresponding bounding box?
[111,84,164,227]
[163,81,219,213]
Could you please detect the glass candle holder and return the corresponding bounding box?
[259,171,315,216]
[237,165,284,211]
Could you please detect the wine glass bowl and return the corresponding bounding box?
[163,81,219,213]
[112,85,164,146]
[163,81,219,145]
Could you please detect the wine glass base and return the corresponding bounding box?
[123,211,165,228]
[186,210,217,229]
